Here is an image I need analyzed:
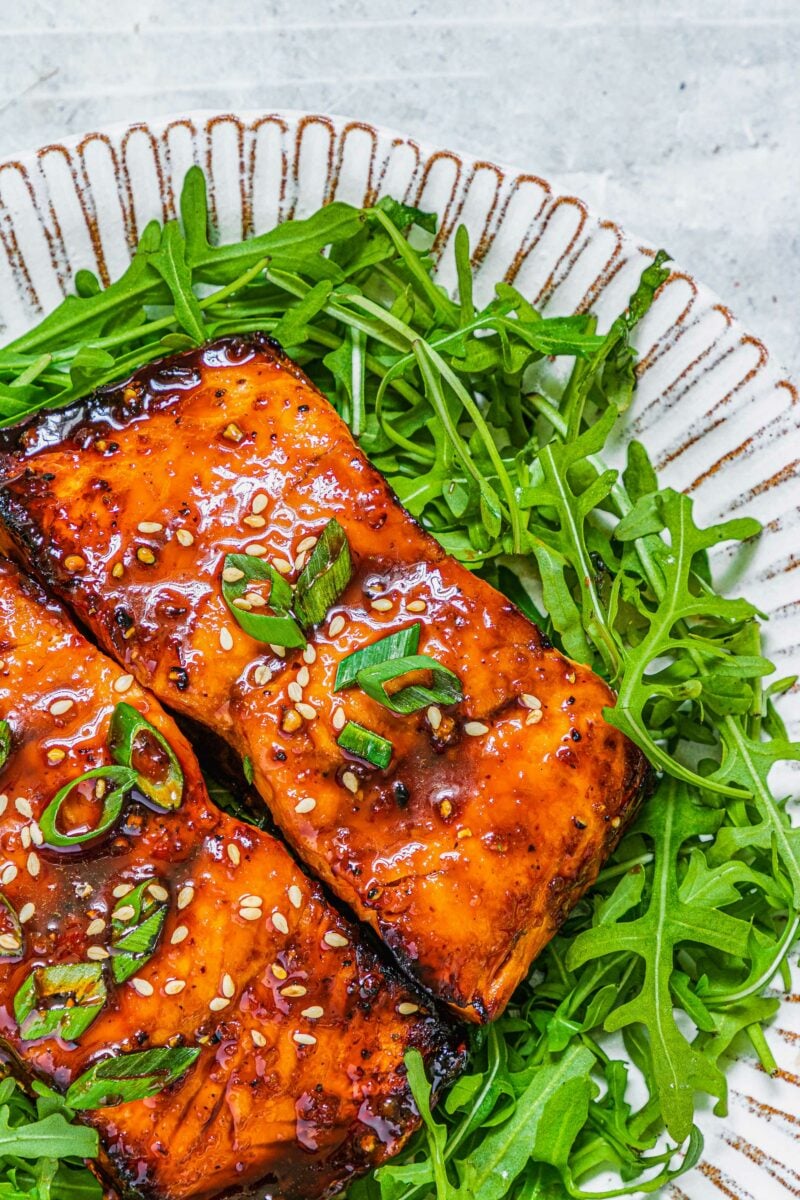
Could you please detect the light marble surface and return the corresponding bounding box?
[1,0,798,380]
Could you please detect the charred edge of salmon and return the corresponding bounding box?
[0,334,334,467]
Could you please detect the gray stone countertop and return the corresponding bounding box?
[1,0,798,380]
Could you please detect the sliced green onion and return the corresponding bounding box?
[110,879,169,984]
[14,963,106,1043]
[337,720,393,769]
[109,703,184,810]
[0,721,11,772]
[66,1044,201,1110]
[243,755,254,784]
[0,895,23,959]
[293,519,352,628]
[334,623,421,691]
[39,765,139,848]
[221,553,306,648]
[356,654,463,714]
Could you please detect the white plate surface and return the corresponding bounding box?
[0,110,797,1200]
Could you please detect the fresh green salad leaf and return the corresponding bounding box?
[0,169,795,1200]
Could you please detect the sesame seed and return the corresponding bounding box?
[303,644,317,665]
[272,912,289,935]
[328,614,345,638]
[0,796,7,815]
[227,843,241,866]
[293,551,308,572]
[176,528,194,547]
[148,883,169,902]
[131,978,154,996]
[427,705,442,731]
[273,558,293,575]
[223,566,245,583]
[251,1029,267,1047]
[27,852,40,878]
[240,893,263,907]
[114,674,134,694]
[611,816,622,829]
[209,996,230,1011]
[0,934,20,952]
[221,973,235,998]
[232,598,253,613]
[281,984,308,997]
[114,905,136,921]
[64,554,86,573]
[332,707,346,732]
[138,521,163,534]
[323,931,349,949]
[464,721,489,737]
[15,797,32,819]
[112,883,133,898]
[123,625,136,640]
[293,1032,317,1046]
[287,681,303,703]
[177,886,194,910]
[282,709,303,733]
[272,964,288,980]
[342,771,359,795]
[457,827,473,840]
[301,1005,324,1019]
[19,903,35,924]
[244,514,266,528]
[164,979,185,995]
[270,644,287,659]
[219,626,234,652]
[440,800,453,819]
[95,779,107,800]
[1,865,17,885]
[406,599,427,613]
[526,709,543,725]
[371,598,393,612]
[298,668,311,691]
[294,797,316,815]
[397,1002,420,1015]
[136,547,156,565]
[296,536,317,554]
[296,702,316,721]
[252,493,269,515]
[253,664,272,685]
[245,543,267,557]
[239,907,262,921]
[76,882,92,898]
[49,699,74,717]
[111,562,125,579]
[171,925,189,945]
[86,917,105,936]
[87,946,109,961]
[223,422,244,443]
[288,885,303,909]
[520,693,542,710]
[566,671,576,684]
[244,592,266,607]
[20,827,30,850]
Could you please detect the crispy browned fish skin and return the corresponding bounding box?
[0,559,462,1200]
[0,335,648,1022]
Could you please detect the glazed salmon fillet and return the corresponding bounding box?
[0,559,461,1200]
[0,335,647,1021]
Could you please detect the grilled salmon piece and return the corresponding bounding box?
[0,559,461,1200]
[0,335,647,1022]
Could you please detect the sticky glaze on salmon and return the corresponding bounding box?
[0,559,461,1200]
[0,335,648,1022]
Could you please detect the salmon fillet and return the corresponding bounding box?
[0,558,461,1199]
[0,335,647,1021]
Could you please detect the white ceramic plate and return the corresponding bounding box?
[0,110,797,1200]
